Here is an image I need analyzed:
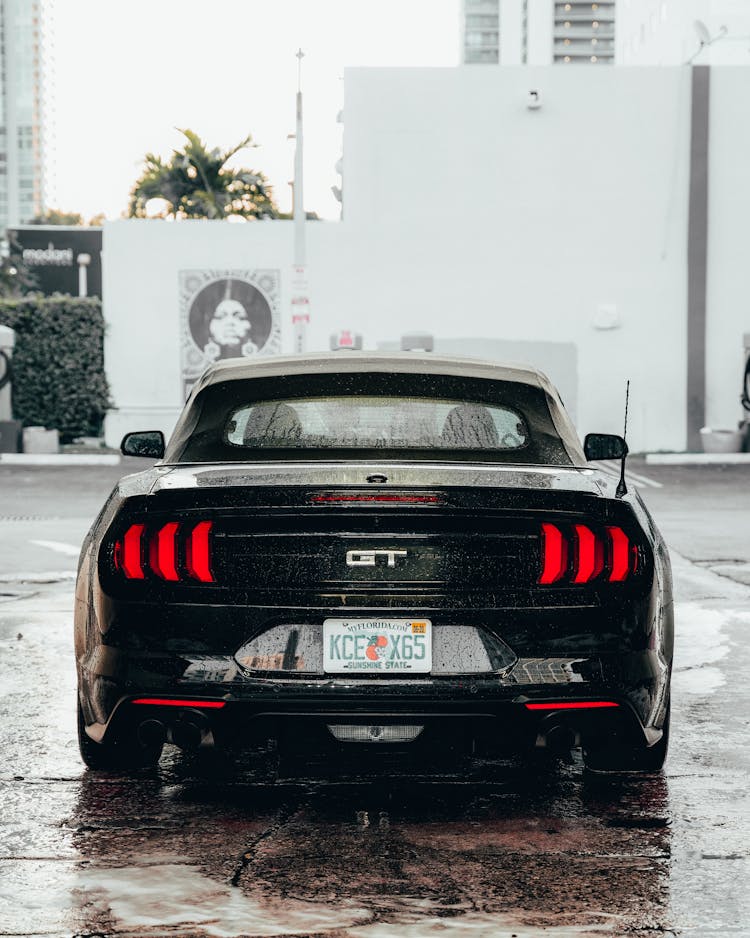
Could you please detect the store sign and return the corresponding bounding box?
[9,226,102,297]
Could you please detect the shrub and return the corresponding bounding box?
[0,296,111,440]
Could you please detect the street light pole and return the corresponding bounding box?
[77,253,91,297]
[291,48,310,354]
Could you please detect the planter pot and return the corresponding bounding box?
[699,427,743,454]
[22,426,59,455]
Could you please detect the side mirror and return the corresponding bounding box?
[121,430,165,459]
[583,433,628,461]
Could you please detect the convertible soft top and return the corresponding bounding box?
[198,352,557,394]
[182,353,585,465]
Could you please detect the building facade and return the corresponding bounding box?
[102,65,750,455]
[617,0,750,65]
[461,0,616,65]
[0,0,46,230]
[462,0,750,67]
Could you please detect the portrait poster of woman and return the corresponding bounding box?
[179,269,281,398]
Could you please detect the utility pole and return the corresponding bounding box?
[291,48,310,354]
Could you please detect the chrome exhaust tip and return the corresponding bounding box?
[169,710,214,750]
[536,724,579,754]
[137,718,167,748]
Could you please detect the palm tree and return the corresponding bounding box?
[128,129,279,220]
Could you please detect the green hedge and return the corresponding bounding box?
[0,296,111,440]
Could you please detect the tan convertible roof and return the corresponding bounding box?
[198,352,556,394]
[184,352,586,465]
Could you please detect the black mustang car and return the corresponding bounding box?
[75,354,672,773]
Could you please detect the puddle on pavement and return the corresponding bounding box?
[66,768,672,937]
[672,601,737,695]
[75,862,371,937]
[72,860,648,937]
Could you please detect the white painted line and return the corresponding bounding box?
[646,452,750,465]
[0,453,120,466]
[0,571,76,583]
[622,468,663,489]
[30,539,81,557]
[599,461,663,489]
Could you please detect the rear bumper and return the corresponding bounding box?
[79,648,670,752]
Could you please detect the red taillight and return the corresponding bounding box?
[538,523,568,584]
[186,521,214,583]
[524,701,620,711]
[607,525,631,582]
[121,524,146,579]
[116,520,214,582]
[150,522,180,581]
[538,523,635,585]
[572,524,604,584]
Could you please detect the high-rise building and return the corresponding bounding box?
[461,0,501,64]
[618,0,750,66]
[1,0,47,230]
[554,2,616,64]
[461,0,616,65]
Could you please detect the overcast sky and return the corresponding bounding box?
[48,0,460,221]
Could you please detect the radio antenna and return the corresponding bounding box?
[616,380,630,498]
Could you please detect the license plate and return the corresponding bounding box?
[323,618,432,674]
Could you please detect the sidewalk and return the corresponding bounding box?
[0,453,121,465]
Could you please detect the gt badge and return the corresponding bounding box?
[346,549,408,567]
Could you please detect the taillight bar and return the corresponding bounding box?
[524,700,620,711]
[150,521,180,582]
[120,523,146,579]
[114,521,215,583]
[539,522,567,584]
[131,697,226,709]
[310,493,444,505]
[538,523,636,585]
[185,521,214,582]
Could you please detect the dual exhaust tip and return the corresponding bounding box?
[535,722,581,755]
[136,709,595,756]
[136,709,213,751]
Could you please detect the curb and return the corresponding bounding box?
[0,454,121,466]
[646,453,750,465]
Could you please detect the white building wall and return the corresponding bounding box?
[102,217,362,446]
[705,66,750,431]
[342,66,690,450]
[103,65,725,454]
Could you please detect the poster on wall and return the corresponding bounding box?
[179,269,281,398]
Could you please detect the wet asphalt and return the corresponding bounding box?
[0,460,749,937]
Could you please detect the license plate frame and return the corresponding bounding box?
[323,618,432,674]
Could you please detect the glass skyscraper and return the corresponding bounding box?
[0,0,46,230]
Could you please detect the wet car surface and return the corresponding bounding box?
[0,462,748,936]
[76,356,673,775]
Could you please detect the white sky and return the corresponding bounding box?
[47,0,460,221]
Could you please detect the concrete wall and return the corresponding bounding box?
[341,66,691,450]
[705,67,750,432]
[103,64,744,452]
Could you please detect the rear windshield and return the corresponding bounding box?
[227,397,528,451]
[169,372,573,465]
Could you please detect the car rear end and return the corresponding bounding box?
[76,355,671,772]
[79,465,669,767]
